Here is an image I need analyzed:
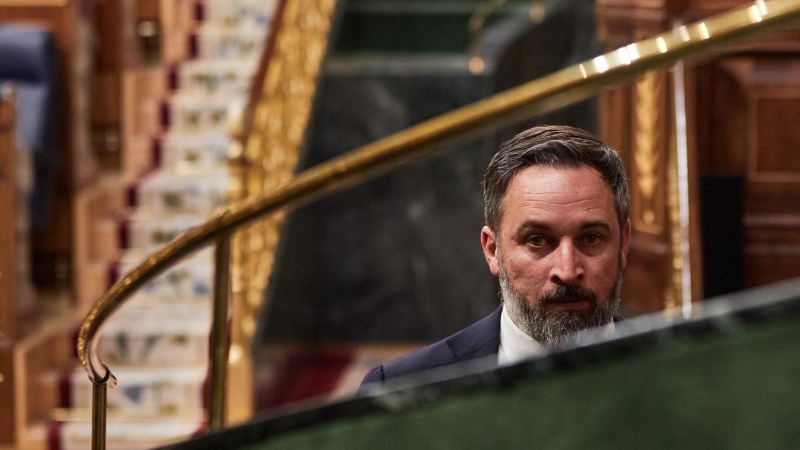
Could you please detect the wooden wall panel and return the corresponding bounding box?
[753,98,800,176]
[599,1,800,311]
[695,62,748,174]
[0,340,13,445]
[702,57,800,287]
[599,87,633,170]
[744,225,800,286]
[0,95,17,340]
[625,238,672,312]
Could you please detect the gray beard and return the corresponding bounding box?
[499,264,622,350]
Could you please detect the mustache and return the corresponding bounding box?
[538,284,598,305]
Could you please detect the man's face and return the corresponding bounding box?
[481,164,631,348]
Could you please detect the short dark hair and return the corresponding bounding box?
[483,125,630,231]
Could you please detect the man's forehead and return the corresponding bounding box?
[499,165,617,226]
[505,164,610,199]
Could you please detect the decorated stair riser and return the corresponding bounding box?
[68,367,206,418]
[130,172,230,216]
[164,95,246,134]
[200,0,277,29]
[195,29,267,61]
[177,59,257,96]
[116,253,214,303]
[98,306,211,366]
[192,0,277,60]
[121,214,207,252]
[158,133,233,174]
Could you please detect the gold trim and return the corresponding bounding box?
[633,71,666,235]
[77,1,800,446]
[232,0,340,359]
[666,112,684,311]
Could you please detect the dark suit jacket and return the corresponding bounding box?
[359,307,502,390]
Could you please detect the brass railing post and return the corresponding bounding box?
[91,381,107,450]
[209,233,233,430]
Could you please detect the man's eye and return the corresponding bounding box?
[527,236,546,247]
[583,234,601,244]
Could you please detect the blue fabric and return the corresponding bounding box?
[358,307,625,392]
[358,307,502,391]
[0,25,62,228]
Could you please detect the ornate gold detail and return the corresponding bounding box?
[665,123,683,310]
[633,71,666,234]
[231,0,339,353]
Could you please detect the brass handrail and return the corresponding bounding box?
[77,1,800,448]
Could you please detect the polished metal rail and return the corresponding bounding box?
[77,1,800,448]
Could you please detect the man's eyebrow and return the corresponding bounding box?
[514,221,612,234]
[516,221,551,232]
[580,221,612,232]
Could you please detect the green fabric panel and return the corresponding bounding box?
[244,317,800,449]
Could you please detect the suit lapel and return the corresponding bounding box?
[444,306,502,363]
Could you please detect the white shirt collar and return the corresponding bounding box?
[497,306,616,366]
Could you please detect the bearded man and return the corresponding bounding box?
[360,125,631,387]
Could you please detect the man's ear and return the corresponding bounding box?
[620,219,631,269]
[481,226,500,276]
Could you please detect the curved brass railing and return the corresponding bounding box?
[77,1,800,448]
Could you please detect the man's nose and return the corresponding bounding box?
[549,241,584,284]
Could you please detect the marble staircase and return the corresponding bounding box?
[50,1,275,448]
